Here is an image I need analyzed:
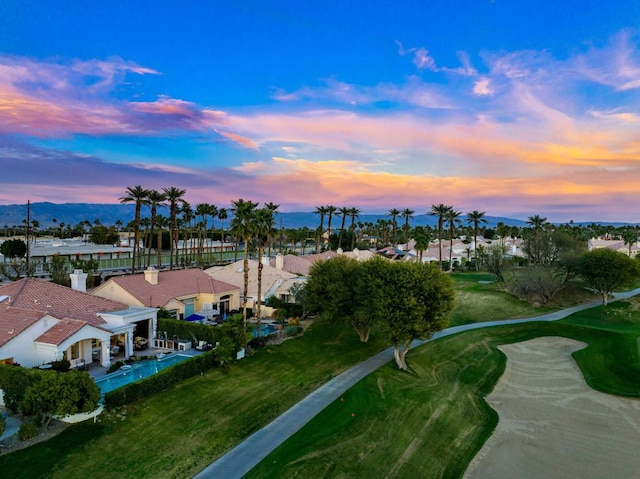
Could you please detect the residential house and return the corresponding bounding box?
[205,258,305,316]
[92,267,240,320]
[588,238,639,257]
[0,274,157,368]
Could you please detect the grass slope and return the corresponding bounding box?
[245,299,640,479]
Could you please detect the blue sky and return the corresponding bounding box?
[1,1,640,221]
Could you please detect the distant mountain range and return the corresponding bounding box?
[0,202,635,230]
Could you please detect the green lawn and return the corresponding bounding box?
[245,298,640,479]
[1,276,631,479]
[449,272,598,326]
[0,323,389,479]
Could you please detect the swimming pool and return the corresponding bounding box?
[95,354,191,395]
[252,323,278,338]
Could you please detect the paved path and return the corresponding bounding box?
[194,288,640,479]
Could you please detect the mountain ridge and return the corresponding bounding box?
[0,203,635,230]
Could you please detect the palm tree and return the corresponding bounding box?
[349,207,361,250]
[430,203,453,269]
[253,208,273,336]
[412,226,431,263]
[466,210,487,271]
[337,206,350,250]
[314,205,328,253]
[526,214,548,237]
[180,200,193,267]
[163,187,186,270]
[120,185,150,274]
[218,208,228,262]
[231,198,259,332]
[387,208,401,243]
[400,208,415,250]
[146,190,166,269]
[52,218,57,238]
[195,203,210,263]
[264,202,280,257]
[208,204,218,260]
[326,205,338,248]
[446,208,462,270]
[155,214,167,267]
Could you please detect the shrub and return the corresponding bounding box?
[285,325,303,337]
[50,359,70,372]
[18,423,38,441]
[0,413,5,437]
[248,336,269,349]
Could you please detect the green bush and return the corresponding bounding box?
[285,325,303,336]
[158,318,223,345]
[18,423,38,441]
[50,360,70,372]
[0,413,5,437]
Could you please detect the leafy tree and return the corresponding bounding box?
[47,254,71,286]
[303,255,367,340]
[0,365,38,413]
[89,225,119,245]
[361,258,455,370]
[578,248,640,305]
[0,238,26,258]
[21,370,100,428]
[481,244,508,282]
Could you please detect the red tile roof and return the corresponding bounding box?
[35,318,85,346]
[0,278,129,328]
[0,304,44,347]
[103,268,238,308]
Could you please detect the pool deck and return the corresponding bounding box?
[87,347,204,380]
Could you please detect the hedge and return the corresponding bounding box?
[104,350,220,409]
[157,318,223,345]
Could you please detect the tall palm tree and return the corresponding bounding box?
[314,205,328,253]
[446,208,462,270]
[264,202,280,257]
[120,185,150,274]
[218,208,228,262]
[231,198,259,331]
[163,187,186,270]
[326,205,338,248]
[146,190,166,269]
[349,207,361,250]
[526,214,548,237]
[337,206,350,250]
[387,208,401,243]
[195,203,210,263]
[430,203,453,269]
[180,200,193,267]
[466,210,487,271]
[155,214,167,267]
[253,207,273,336]
[208,204,218,259]
[400,208,415,250]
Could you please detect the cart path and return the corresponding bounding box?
[193,288,640,479]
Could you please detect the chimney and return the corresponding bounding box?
[70,269,88,292]
[144,266,159,285]
[275,253,284,270]
[337,248,343,255]
[261,256,270,267]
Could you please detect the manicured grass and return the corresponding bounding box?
[0,323,389,479]
[449,272,554,325]
[245,299,640,479]
[1,279,630,478]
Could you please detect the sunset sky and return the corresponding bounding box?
[1,1,640,222]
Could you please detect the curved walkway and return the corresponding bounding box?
[194,288,640,479]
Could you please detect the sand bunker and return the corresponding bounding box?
[464,337,640,479]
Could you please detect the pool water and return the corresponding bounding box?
[252,323,278,338]
[96,354,191,395]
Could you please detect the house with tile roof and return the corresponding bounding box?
[205,259,305,315]
[0,276,157,368]
[588,238,639,257]
[91,267,240,320]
